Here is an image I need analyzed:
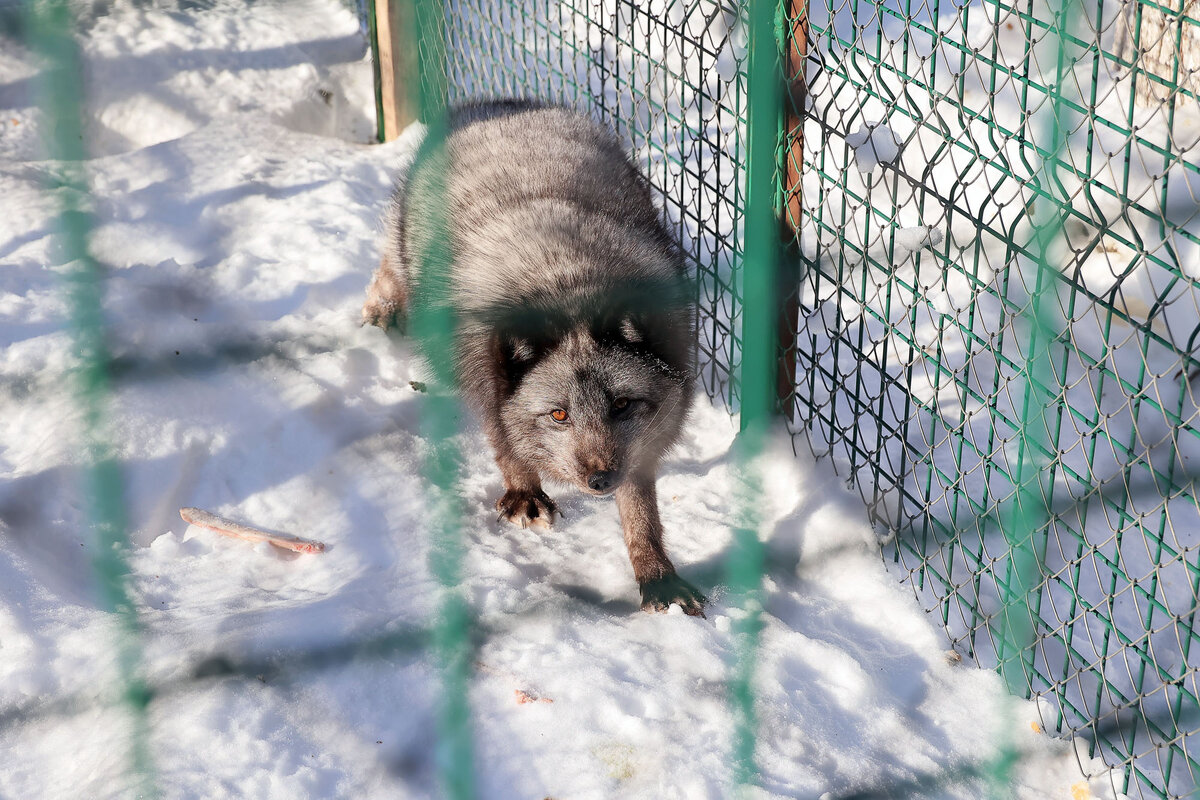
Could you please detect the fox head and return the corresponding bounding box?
[496,321,691,495]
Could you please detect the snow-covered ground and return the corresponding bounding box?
[0,0,1130,797]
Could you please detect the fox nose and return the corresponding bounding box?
[587,470,614,492]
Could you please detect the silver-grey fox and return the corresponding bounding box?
[363,100,705,616]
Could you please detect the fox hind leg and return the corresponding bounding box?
[362,253,409,332]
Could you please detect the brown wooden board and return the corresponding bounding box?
[373,0,416,140]
[778,0,809,413]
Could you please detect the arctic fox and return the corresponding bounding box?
[362,100,705,616]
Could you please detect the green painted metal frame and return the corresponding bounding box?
[401,2,476,796]
[30,0,1200,796]
[24,0,159,795]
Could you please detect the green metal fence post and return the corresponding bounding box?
[23,0,158,795]
[728,0,784,793]
[989,0,1072,793]
[404,1,475,797]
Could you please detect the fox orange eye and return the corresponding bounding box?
[550,409,569,423]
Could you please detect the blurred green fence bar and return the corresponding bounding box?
[727,0,783,791]
[26,0,159,795]
[402,1,476,797]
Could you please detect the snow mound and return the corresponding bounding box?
[0,0,377,161]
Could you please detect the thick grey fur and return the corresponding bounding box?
[363,100,705,616]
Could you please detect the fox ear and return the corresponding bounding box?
[618,313,644,344]
[491,332,542,396]
[507,335,537,363]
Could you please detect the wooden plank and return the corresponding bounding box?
[373,0,416,141]
[777,0,809,412]
[1116,0,1200,106]
[783,0,809,236]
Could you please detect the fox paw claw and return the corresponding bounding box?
[495,489,557,530]
[640,574,707,618]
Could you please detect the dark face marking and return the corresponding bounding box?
[499,329,688,496]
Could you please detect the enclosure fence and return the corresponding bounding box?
[14,0,1200,797]
[438,0,1200,797]
[784,0,1200,797]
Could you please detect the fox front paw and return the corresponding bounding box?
[495,488,558,530]
[640,573,707,618]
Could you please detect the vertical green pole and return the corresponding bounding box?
[993,0,1069,793]
[404,2,474,797]
[23,0,158,796]
[740,1,784,433]
[728,0,782,794]
[1006,0,1070,698]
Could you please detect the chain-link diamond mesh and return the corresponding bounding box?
[782,0,1200,796]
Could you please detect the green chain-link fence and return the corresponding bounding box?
[780,0,1200,795]
[439,0,1199,797]
[442,0,753,407]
